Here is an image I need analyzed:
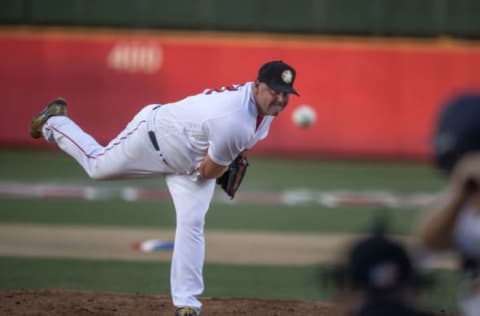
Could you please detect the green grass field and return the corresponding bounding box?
[0,149,459,312]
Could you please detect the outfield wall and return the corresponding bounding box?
[2,28,480,159]
[2,0,480,38]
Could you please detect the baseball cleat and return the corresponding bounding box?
[174,307,200,316]
[30,97,68,139]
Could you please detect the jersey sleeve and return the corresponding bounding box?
[206,117,250,166]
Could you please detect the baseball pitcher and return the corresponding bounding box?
[29,60,299,316]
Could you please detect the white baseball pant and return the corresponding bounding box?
[43,105,215,309]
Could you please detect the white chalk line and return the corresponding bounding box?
[0,181,440,208]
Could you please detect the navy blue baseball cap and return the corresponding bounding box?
[433,93,480,173]
[257,60,299,96]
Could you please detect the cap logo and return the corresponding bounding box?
[281,70,293,84]
[369,261,399,289]
[435,132,456,154]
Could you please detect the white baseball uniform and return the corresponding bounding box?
[42,81,273,310]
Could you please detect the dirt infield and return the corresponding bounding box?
[0,289,338,316]
[0,224,456,268]
[0,223,356,265]
[0,289,458,316]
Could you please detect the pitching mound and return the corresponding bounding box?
[0,289,337,315]
[0,289,457,316]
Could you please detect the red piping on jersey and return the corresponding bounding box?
[51,120,147,159]
[256,115,264,131]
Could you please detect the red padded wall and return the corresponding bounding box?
[2,29,480,159]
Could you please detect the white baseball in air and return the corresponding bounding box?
[292,105,316,128]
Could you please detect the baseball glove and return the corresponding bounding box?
[216,151,249,199]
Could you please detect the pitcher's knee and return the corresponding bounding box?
[177,215,205,232]
[86,168,112,180]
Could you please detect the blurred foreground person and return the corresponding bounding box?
[418,94,480,316]
[333,228,431,316]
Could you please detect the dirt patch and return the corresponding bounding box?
[0,289,456,316]
[0,290,456,316]
[0,224,457,268]
[0,224,359,265]
[0,289,336,316]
